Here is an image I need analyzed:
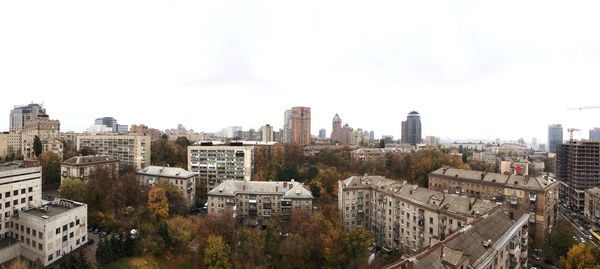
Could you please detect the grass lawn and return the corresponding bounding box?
[102,253,200,269]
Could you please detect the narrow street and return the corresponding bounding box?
[557,211,599,248]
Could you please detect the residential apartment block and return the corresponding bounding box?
[188,143,253,191]
[556,140,600,212]
[384,209,530,269]
[350,148,406,161]
[0,166,88,267]
[76,134,151,170]
[21,117,60,160]
[428,167,558,248]
[61,155,119,182]
[10,199,88,267]
[136,166,197,207]
[338,176,496,253]
[584,187,600,225]
[208,180,313,225]
[0,167,43,237]
[291,107,311,146]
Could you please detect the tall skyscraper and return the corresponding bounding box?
[401,111,422,145]
[548,124,563,153]
[531,138,538,150]
[369,130,375,141]
[261,124,274,142]
[10,103,47,132]
[319,129,326,139]
[590,128,600,142]
[282,110,292,144]
[291,107,311,146]
[330,114,342,143]
[556,140,600,211]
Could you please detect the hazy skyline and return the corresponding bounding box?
[1,1,600,143]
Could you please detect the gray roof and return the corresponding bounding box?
[23,199,84,219]
[209,180,314,200]
[62,155,118,166]
[586,187,600,196]
[341,176,495,216]
[392,209,517,269]
[430,167,558,191]
[136,166,196,179]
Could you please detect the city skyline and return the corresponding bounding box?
[2,1,600,142]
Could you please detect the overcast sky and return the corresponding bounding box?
[1,1,599,143]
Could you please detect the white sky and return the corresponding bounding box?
[1,1,600,143]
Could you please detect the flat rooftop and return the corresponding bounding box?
[0,237,18,250]
[23,199,83,219]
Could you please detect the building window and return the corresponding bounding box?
[62,225,67,232]
[70,222,74,228]
[21,189,25,194]
[48,254,53,261]
[38,243,42,250]
[13,190,17,196]
[5,192,9,198]
[76,219,80,225]
[62,235,67,242]
[430,217,433,224]
[39,232,43,239]
[28,187,33,192]
[26,227,30,234]
[28,196,32,202]
[70,232,74,238]
[20,198,25,204]
[55,228,60,235]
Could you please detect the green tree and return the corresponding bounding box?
[175,136,191,148]
[78,147,96,156]
[166,216,195,249]
[33,135,43,158]
[204,235,231,269]
[309,181,321,198]
[158,222,171,246]
[545,223,576,264]
[148,187,169,220]
[60,252,91,269]
[40,151,61,185]
[59,178,87,202]
[378,139,385,148]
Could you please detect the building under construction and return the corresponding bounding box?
[556,140,600,211]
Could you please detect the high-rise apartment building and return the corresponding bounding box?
[188,143,254,191]
[428,167,559,248]
[590,128,600,142]
[9,104,46,132]
[556,140,600,211]
[76,134,151,170]
[260,124,273,143]
[282,110,292,144]
[318,129,326,139]
[401,111,421,145]
[548,124,563,153]
[330,114,343,143]
[291,107,311,146]
[338,176,496,252]
[129,124,162,139]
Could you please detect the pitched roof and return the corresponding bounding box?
[136,166,196,179]
[62,155,118,166]
[208,180,314,200]
[388,209,521,269]
[430,167,558,191]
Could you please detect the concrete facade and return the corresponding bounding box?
[11,199,88,266]
[291,107,311,146]
[338,176,497,253]
[556,140,600,211]
[584,187,600,225]
[428,167,558,248]
[0,167,43,238]
[76,134,151,170]
[188,144,253,192]
[21,117,60,160]
[384,209,530,269]
[208,180,313,225]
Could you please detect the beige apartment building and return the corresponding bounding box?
[76,134,151,170]
[584,187,600,225]
[338,176,496,253]
[291,107,311,146]
[384,209,530,269]
[208,180,313,225]
[61,155,119,182]
[21,117,60,160]
[188,143,253,192]
[428,167,559,248]
[136,166,198,207]
[350,148,406,161]
[43,138,64,159]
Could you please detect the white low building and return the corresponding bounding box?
[11,199,88,266]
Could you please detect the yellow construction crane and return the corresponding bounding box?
[567,104,600,111]
[567,128,580,141]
